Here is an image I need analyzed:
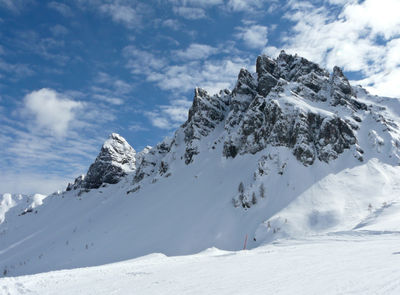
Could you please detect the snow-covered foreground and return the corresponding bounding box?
[2,233,400,295]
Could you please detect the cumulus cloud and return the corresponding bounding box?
[236,23,268,49]
[342,0,400,39]
[266,0,400,98]
[226,0,272,12]
[75,0,151,29]
[123,45,251,95]
[86,72,134,106]
[50,24,69,36]
[99,3,141,28]
[174,43,218,60]
[0,0,32,13]
[92,94,124,105]
[168,0,273,18]
[168,0,223,6]
[145,99,192,129]
[0,172,69,195]
[48,1,73,17]
[162,19,181,30]
[123,46,167,75]
[0,59,34,79]
[172,6,206,19]
[24,88,82,137]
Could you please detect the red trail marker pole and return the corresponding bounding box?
[243,234,248,250]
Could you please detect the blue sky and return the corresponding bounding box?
[1,0,399,194]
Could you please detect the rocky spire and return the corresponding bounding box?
[67,133,136,190]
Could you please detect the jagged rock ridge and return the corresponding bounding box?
[68,51,400,190]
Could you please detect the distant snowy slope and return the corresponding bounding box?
[0,194,47,224]
[2,51,400,277]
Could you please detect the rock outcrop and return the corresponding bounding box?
[67,133,136,190]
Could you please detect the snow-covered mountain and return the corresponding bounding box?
[2,51,400,277]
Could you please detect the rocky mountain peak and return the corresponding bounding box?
[67,133,136,191]
[68,51,400,192]
[232,68,257,97]
[175,51,383,166]
[100,133,136,163]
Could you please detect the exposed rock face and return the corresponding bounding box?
[67,133,136,190]
[133,141,171,183]
[222,94,359,165]
[180,51,367,166]
[182,87,229,164]
[66,175,85,191]
[84,133,136,189]
[67,50,400,191]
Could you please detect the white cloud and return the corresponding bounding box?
[123,46,167,75]
[75,0,151,29]
[162,19,181,30]
[24,88,82,137]
[226,0,271,12]
[95,72,133,96]
[168,0,223,8]
[123,45,251,95]
[0,115,109,194]
[0,172,69,195]
[236,24,268,49]
[0,59,34,78]
[145,99,192,129]
[168,0,226,19]
[175,43,218,60]
[92,94,124,105]
[146,115,172,129]
[173,6,206,19]
[342,0,400,39]
[168,0,273,16]
[153,57,251,94]
[48,2,73,17]
[129,123,149,132]
[269,0,400,98]
[161,99,192,122]
[50,24,69,36]
[9,31,69,66]
[100,3,141,28]
[0,0,31,13]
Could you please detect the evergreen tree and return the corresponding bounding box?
[238,182,244,193]
[259,183,265,198]
[251,192,257,205]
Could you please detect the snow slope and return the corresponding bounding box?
[2,233,400,295]
[2,51,400,278]
[1,145,400,277]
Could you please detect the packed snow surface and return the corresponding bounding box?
[1,233,400,295]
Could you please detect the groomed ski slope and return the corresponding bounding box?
[2,233,400,295]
